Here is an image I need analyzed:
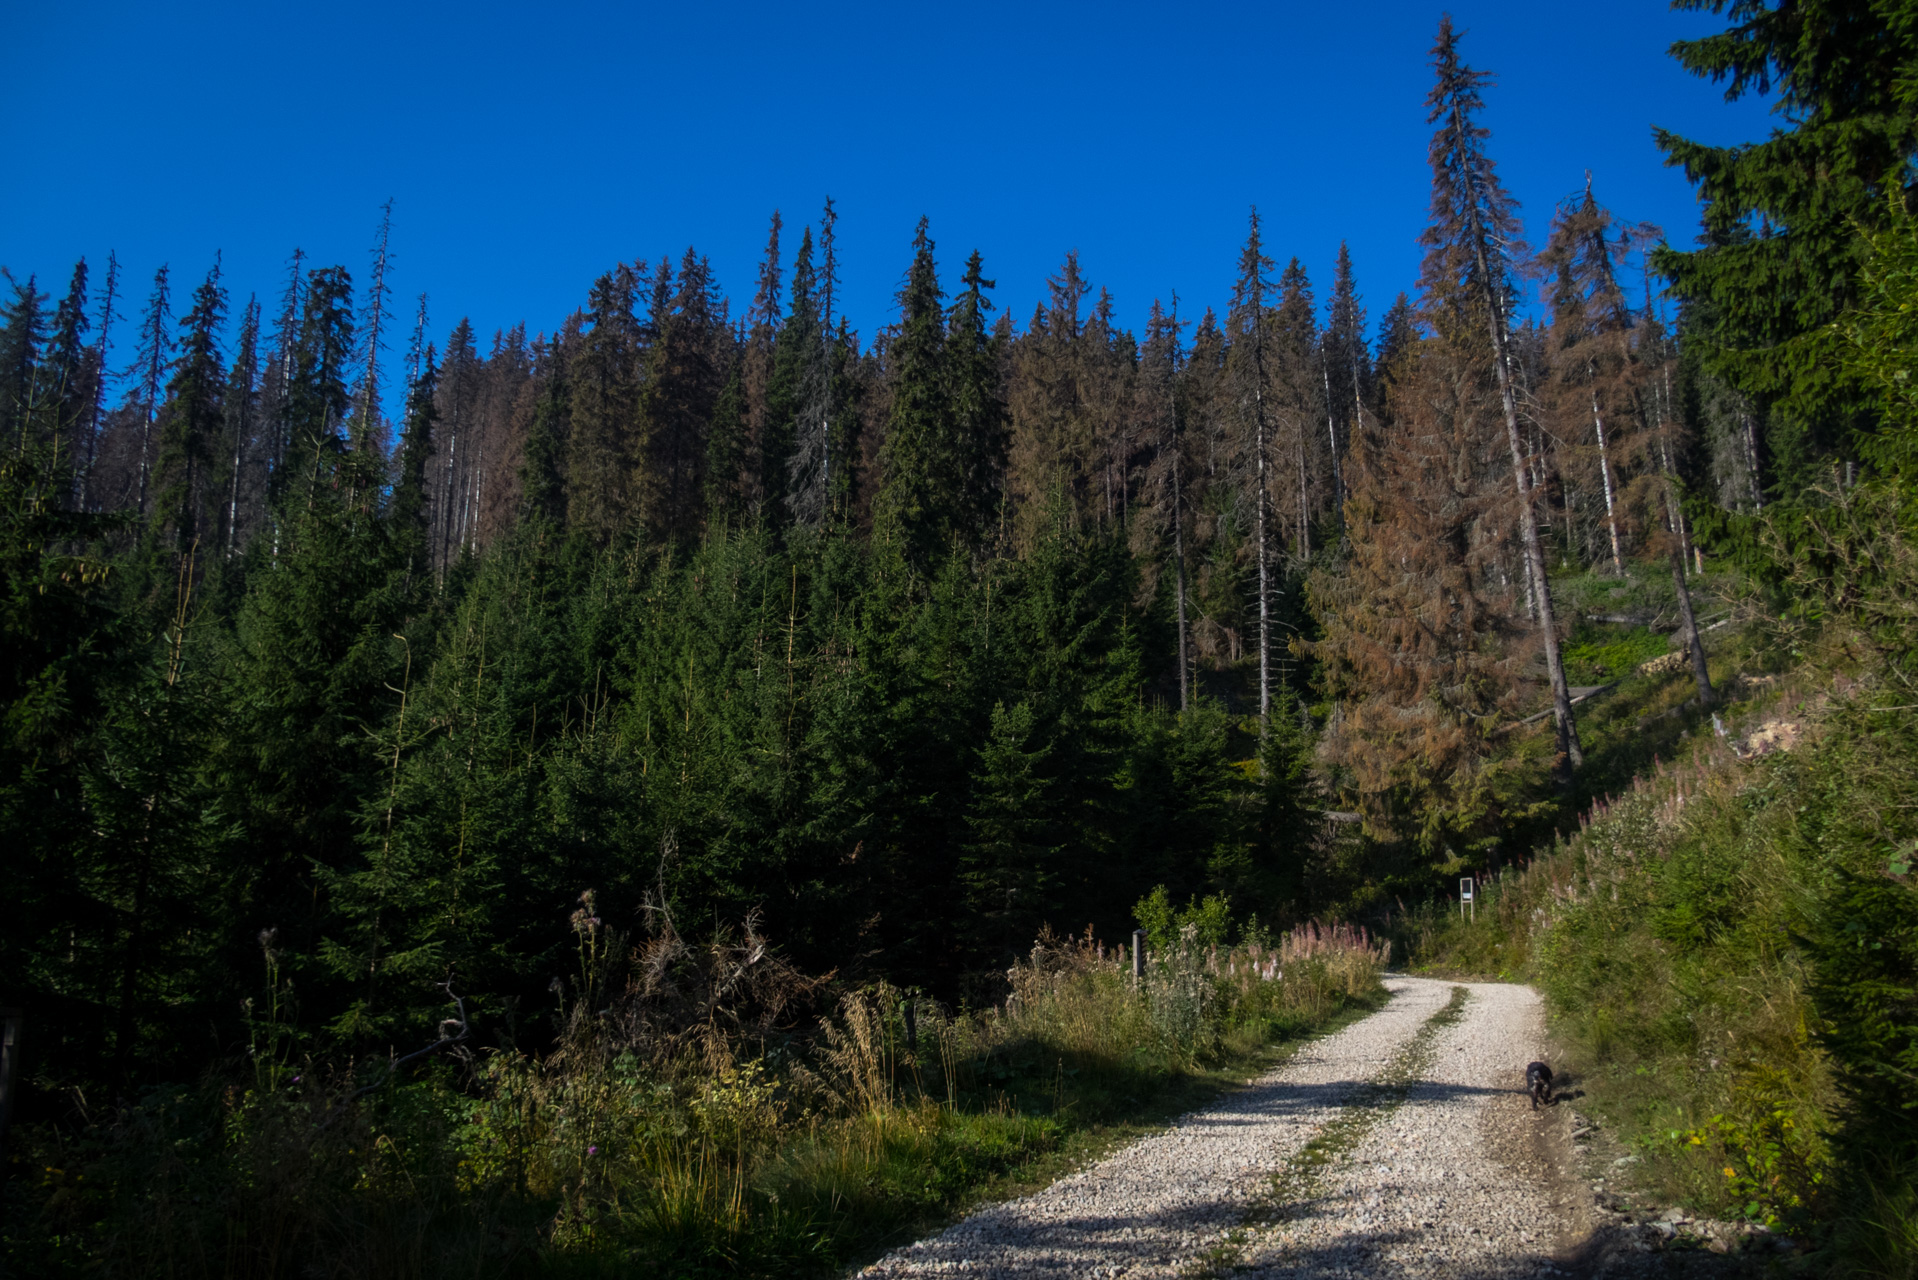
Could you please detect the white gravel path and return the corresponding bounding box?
[857,977,1470,1279]
[1242,980,1575,1280]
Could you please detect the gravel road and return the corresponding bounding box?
[857,976,1577,1279]
[1240,980,1575,1280]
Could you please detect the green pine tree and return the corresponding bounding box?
[1653,0,1918,488]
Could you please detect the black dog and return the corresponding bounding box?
[1526,1061,1555,1110]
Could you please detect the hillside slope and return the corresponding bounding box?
[1408,649,1918,1275]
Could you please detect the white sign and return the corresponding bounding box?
[1459,877,1475,902]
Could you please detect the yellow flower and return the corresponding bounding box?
[1724,1167,1737,1178]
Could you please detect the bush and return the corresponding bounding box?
[5,920,1388,1278]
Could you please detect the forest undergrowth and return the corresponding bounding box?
[5,920,1386,1278]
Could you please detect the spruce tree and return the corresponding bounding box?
[1227,210,1277,732]
[153,260,227,550]
[827,316,864,523]
[770,226,819,524]
[78,251,119,511]
[874,218,953,570]
[1273,257,1321,557]
[43,260,91,471]
[263,249,306,481]
[1141,296,1191,709]
[566,268,641,544]
[124,265,172,515]
[518,319,573,533]
[0,274,47,453]
[705,339,749,527]
[745,214,783,513]
[356,202,395,452]
[1323,243,1369,521]
[1653,0,1918,485]
[946,249,1006,546]
[1423,17,1582,782]
[961,699,1061,962]
[1373,291,1417,417]
[1540,185,1630,572]
[219,296,261,556]
[286,265,355,497]
[1006,254,1095,549]
[638,249,724,540]
[393,341,440,574]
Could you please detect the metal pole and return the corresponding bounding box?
[1131,930,1146,985]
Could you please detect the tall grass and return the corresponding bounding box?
[5,923,1387,1278]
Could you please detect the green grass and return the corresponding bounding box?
[1396,642,1918,1274]
[6,934,1390,1279]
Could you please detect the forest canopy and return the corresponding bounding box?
[2,8,1909,1108]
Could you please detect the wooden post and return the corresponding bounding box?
[0,1007,21,1154]
[1132,930,1146,985]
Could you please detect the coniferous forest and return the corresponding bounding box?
[6,7,1918,1277]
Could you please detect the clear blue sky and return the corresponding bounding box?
[5,0,1771,394]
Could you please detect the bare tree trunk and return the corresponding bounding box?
[1653,363,1698,575]
[1468,221,1581,779]
[80,253,119,512]
[1296,428,1310,560]
[1739,402,1764,509]
[1321,355,1343,526]
[1670,540,1714,706]
[1174,450,1190,713]
[1587,372,1623,574]
[1255,368,1270,734]
[438,416,459,577]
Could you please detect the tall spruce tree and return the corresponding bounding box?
[42,261,91,471]
[1373,291,1417,417]
[1323,243,1369,521]
[519,320,574,533]
[1423,17,1582,783]
[1227,210,1277,733]
[639,249,725,540]
[287,265,355,497]
[77,251,119,511]
[153,260,227,549]
[1653,0,1918,488]
[875,218,954,571]
[0,274,47,454]
[946,249,1006,546]
[745,214,783,515]
[566,268,642,544]
[1273,257,1321,557]
[771,226,819,524]
[1540,183,1639,574]
[1141,295,1191,710]
[220,295,261,555]
[125,265,172,515]
[351,200,395,455]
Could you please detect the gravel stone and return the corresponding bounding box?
[1241,980,1572,1280]
[857,977,1458,1279]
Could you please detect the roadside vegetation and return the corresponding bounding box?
[10,921,1385,1277]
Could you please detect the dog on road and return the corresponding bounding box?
[1525,1061,1555,1109]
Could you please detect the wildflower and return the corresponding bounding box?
[587,1145,599,1156]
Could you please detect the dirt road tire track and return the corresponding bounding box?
[856,977,1769,1279]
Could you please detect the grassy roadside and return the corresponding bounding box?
[5,929,1390,1279]
[835,993,1388,1275]
[1393,632,1918,1275]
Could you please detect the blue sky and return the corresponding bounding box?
[5,0,1772,395]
